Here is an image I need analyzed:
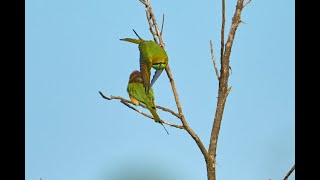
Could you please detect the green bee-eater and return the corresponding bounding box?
[121,29,168,94]
[127,70,169,135]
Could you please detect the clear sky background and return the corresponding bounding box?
[26,0,295,180]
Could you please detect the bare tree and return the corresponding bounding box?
[99,0,252,180]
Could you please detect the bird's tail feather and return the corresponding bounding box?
[149,107,169,135]
[120,38,141,44]
[149,107,161,123]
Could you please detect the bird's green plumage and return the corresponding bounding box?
[121,30,168,94]
[127,71,160,122]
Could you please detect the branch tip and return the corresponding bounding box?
[210,40,220,79]
[227,86,233,95]
[243,0,252,8]
[139,0,148,7]
[99,91,111,100]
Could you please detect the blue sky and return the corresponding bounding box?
[26,0,295,180]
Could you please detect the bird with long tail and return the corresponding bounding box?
[121,29,168,94]
[127,70,169,135]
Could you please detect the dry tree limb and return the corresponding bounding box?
[98,91,184,129]
[156,105,180,118]
[99,91,180,117]
[139,0,209,159]
[165,65,209,158]
[283,164,295,180]
[207,0,246,179]
[210,40,220,79]
[139,0,148,7]
[145,10,158,43]
[143,2,164,47]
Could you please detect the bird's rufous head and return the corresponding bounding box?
[128,70,143,83]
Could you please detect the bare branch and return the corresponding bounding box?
[141,1,165,48]
[243,0,252,8]
[209,0,245,154]
[160,120,184,129]
[165,66,209,156]
[220,0,226,63]
[156,105,181,118]
[100,91,180,118]
[283,164,295,180]
[145,10,158,43]
[98,91,184,129]
[139,0,148,7]
[207,0,245,179]
[210,40,220,79]
[99,91,112,100]
[139,0,209,159]
[148,8,163,46]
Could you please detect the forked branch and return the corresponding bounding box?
[207,0,248,179]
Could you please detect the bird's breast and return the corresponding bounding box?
[129,96,139,106]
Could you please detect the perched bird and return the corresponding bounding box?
[121,29,168,94]
[127,70,169,135]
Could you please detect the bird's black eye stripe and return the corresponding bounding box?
[153,62,166,65]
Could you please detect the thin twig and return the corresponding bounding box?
[283,164,295,180]
[146,4,164,48]
[220,0,226,64]
[243,0,252,8]
[226,86,232,96]
[98,91,184,129]
[99,91,112,100]
[156,105,181,118]
[145,10,158,43]
[210,40,220,79]
[139,0,148,7]
[165,66,209,157]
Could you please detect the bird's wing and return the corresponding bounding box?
[140,52,151,94]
